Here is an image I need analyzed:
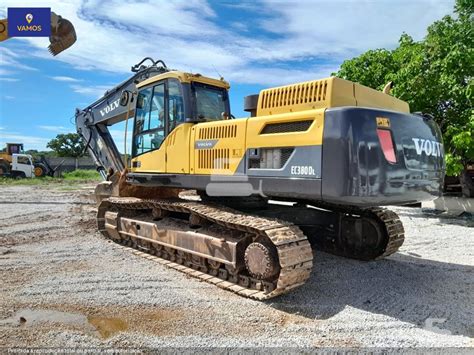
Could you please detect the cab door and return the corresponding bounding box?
[131,82,167,172]
[165,79,191,174]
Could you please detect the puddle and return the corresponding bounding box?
[88,316,128,338]
[0,308,128,339]
[0,309,89,327]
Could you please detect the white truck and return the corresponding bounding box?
[0,153,35,178]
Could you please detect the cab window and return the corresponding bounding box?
[134,87,152,135]
[134,131,165,156]
[17,156,30,165]
[149,84,165,130]
[194,83,227,120]
[168,79,184,130]
[133,80,185,157]
[134,84,165,156]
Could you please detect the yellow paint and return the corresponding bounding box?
[130,73,412,177]
[376,117,391,128]
[131,133,165,173]
[166,123,193,173]
[191,119,247,175]
[137,71,230,90]
[0,153,12,163]
[132,141,166,173]
[354,82,409,113]
[246,109,325,148]
[257,77,409,116]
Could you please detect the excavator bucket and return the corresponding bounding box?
[48,12,77,56]
[0,11,76,56]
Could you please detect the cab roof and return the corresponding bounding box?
[137,70,230,90]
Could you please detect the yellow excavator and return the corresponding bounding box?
[75,58,445,299]
[0,11,76,55]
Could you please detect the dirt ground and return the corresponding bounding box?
[0,184,473,351]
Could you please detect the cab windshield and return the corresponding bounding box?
[194,83,228,121]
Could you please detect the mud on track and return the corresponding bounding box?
[0,184,473,350]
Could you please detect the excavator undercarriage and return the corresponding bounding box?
[95,189,404,299]
[98,197,313,299]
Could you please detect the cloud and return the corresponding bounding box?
[0,47,38,71]
[70,84,111,98]
[0,68,14,76]
[226,64,340,87]
[258,0,455,58]
[50,76,82,82]
[0,78,19,82]
[0,0,455,88]
[37,125,69,133]
[221,2,262,12]
[3,95,15,100]
[81,0,218,37]
[0,132,51,151]
[230,22,249,32]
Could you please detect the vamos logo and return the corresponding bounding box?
[412,138,444,158]
[7,8,51,37]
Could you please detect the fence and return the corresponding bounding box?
[45,157,96,176]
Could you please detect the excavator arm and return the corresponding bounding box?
[0,11,76,56]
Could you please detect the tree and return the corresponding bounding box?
[47,133,87,158]
[334,0,473,176]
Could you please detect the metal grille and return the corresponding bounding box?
[260,120,313,134]
[260,80,328,109]
[198,149,230,170]
[198,125,237,140]
[249,148,294,169]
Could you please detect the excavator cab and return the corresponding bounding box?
[130,72,230,167]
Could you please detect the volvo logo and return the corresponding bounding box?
[99,99,120,117]
[412,138,443,157]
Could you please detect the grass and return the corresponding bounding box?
[0,169,101,186]
[62,169,101,181]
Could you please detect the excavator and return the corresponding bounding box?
[75,58,445,300]
[0,11,76,55]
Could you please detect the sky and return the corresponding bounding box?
[0,0,455,152]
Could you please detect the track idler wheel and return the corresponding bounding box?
[244,239,280,280]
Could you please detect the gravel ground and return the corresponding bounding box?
[0,184,473,351]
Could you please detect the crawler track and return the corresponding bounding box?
[365,208,405,259]
[301,204,405,260]
[97,197,313,300]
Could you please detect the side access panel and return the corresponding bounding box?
[242,109,325,200]
[191,119,248,176]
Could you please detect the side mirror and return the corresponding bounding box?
[119,91,130,106]
[221,112,230,120]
